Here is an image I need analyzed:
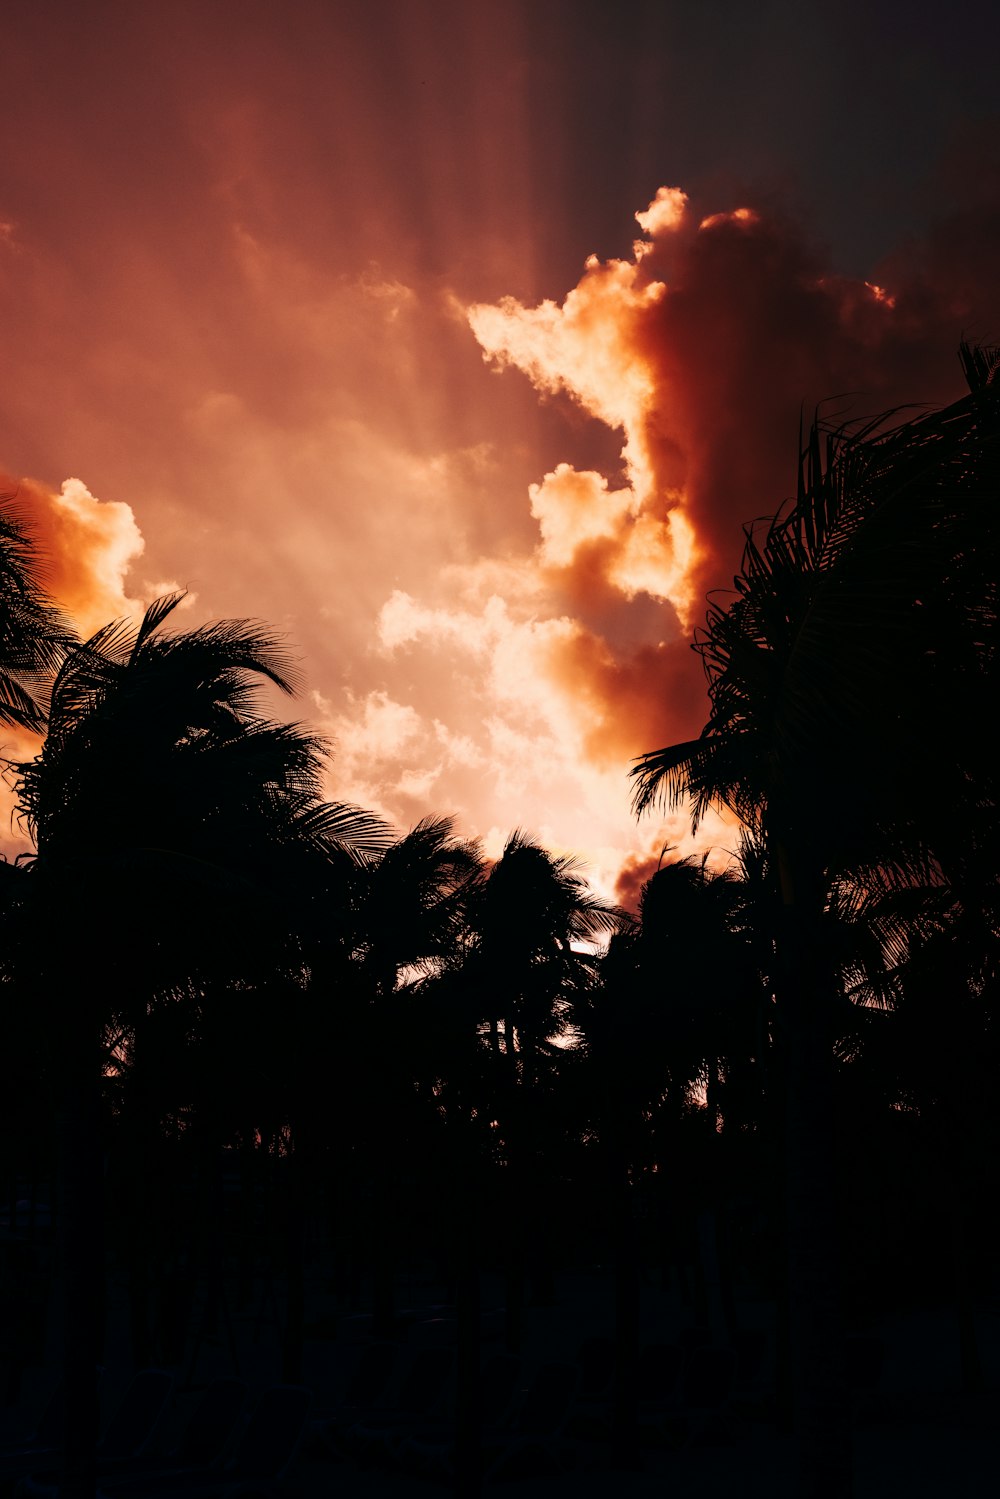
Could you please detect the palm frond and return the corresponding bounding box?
[0,495,75,731]
[629,738,706,819]
[131,591,187,654]
[634,349,999,869]
[154,619,300,697]
[958,338,1000,392]
[291,800,393,859]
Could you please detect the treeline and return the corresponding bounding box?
[0,345,997,1498]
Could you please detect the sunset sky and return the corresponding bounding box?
[2,0,999,900]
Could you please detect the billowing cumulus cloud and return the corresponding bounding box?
[17,476,145,638]
[468,184,985,628]
[447,184,1000,870]
[312,578,729,901]
[0,473,188,641]
[468,243,702,626]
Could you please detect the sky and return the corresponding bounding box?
[2,0,999,902]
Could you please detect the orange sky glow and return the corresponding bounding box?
[3,1,999,904]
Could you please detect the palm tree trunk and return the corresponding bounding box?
[281,1144,305,1384]
[453,1162,482,1499]
[56,1010,103,1499]
[502,1196,524,1354]
[780,908,853,1499]
[501,1107,524,1354]
[610,1132,640,1470]
[948,1113,983,1395]
[236,1119,258,1311]
[371,1148,397,1339]
[124,1017,155,1368]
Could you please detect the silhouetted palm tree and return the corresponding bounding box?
[356,815,482,998]
[571,853,763,1459]
[631,346,999,1498]
[334,817,483,1334]
[462,832,617,1348]
[11,592,384,1499]
[470,830,616,1082]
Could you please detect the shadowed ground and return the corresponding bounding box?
[3,1259,997,1497]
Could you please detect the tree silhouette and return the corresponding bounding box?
[10,593,384,1499]
[338,817,483,1335]
[469,830,615,1083]
[571,853,764,1459]
[0,354,994,1494]
[461,831,617,1350]
[631,346,999,1498]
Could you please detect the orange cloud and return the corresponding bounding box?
[614,846,666,914]
[471,186,935,636]
[467,233,704,629]
[293,178,1000,892]
[2,473,154,640]
[459,183,999,832]
[543,626,705,770]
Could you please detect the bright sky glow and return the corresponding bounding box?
[2,2,996,902]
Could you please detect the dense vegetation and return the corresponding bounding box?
[0,347,996,1498]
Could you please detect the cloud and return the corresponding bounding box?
[467,235,703,628]
[613,844,669,915]
[635,186,689,238]
[310,684,488,832]
[297,177,1000,893]
[529,464,633,570]
[1,473,188,641]
[456,183,1000,837]
[307,576,728,901]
